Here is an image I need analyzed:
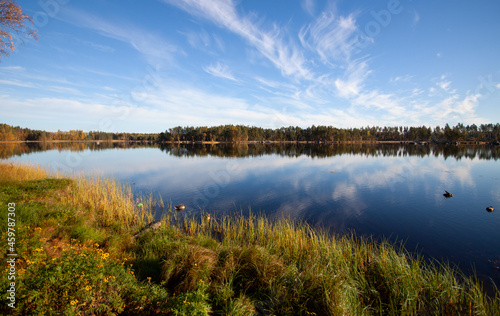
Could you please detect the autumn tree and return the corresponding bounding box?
[0,0,37,59]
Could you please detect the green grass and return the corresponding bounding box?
[0,162,499,315]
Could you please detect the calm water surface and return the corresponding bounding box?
[3,142,500,289]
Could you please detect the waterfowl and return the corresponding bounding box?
[174,204,186,211]
[486,206,494,212]
[443,190,453,198]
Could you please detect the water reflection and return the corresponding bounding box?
[2,141,500,160]
[158,143,500,160]
[0,141,156,159]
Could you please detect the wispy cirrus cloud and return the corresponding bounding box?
[0,64,123,97]
[203,62,238,81]
[0,79,35,88]
[412,10,420,27]
[391,75,413,83]
[334,59,371,98]
[299,10,358,65]
[0,78,83,95]
[59,7,179,66]
[162,0,312,80]
[301,0,316,16]
[298,6,377,107]
[0,66,25,71]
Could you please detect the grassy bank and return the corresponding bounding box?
[0,162,499,315]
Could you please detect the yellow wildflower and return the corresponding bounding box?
[85,286,92,291]
[70,299,78,306]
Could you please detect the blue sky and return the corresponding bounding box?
[1,0,500,133]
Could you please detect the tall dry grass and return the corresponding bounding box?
[0,161,50,182]
[64,174,154,228]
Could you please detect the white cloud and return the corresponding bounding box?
[0,79,35,88]
[301,0,316,16]
[299,10,358,64]
[410,88,424,97]
[203,62,238,81]
[60,8,178,65]
[163,0,312,80]
[437,80,451,91]
[334,59,370,98]
[413,10,420,24]
[0,66,25,71]
[181,29,211,49]
[391,75,413,83]
[335,78,359,98]
[455,93,480,115]
[421,92,481,124]
[0,78,83,95]
[353,90,403,114]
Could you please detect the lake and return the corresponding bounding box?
[2,142,500,291]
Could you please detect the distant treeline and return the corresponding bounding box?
[0,124,156,142]
[1,123,500,143]
[158,123,500,143]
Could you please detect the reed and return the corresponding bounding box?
[64,173,153,229]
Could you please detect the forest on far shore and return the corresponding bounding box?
[1,123,499,143]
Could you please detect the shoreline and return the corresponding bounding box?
[0,139,494,145]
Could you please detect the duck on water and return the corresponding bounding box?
[174,204,186,211]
